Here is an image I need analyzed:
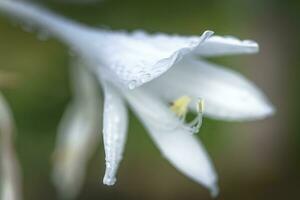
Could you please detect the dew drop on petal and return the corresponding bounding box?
[141,73,151,83]
[128,80,137,89]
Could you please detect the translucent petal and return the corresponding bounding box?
[91,30,213,89]
[52,62,102,199]
[124,89,218,196]
[146,58,274,121]
[196,35,259,57]
[102,82,128,185]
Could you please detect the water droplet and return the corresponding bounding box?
[128,80,137,89]
[106,162,111,168]
[141,73,151,83]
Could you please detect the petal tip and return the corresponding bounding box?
[103,174,117,186]
[240,99,275,121]
[210,183,219,198]
[252,95,276,120]
[202,30,214,38]
[123,30,215,89]
[260,101,276,118]
[245,40,259,53]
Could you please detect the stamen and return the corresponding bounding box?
[170,96,205,134]
[187,99,204,134]
[197,99,205,114]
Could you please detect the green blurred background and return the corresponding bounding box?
[0,0,299,199]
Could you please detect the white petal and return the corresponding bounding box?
[91,30,213,89]
[0,0,213,89]
[124,89,218,196]
[52,63,102,199]
[196,35,259,57]
[146,58,274,121]
[0,93,22,200]
[102,82,128,185]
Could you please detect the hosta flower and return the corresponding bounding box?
[0,0,274,198]
[52,60,102,199]
[0,92,22,200]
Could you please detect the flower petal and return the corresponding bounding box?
[90,30,213,89]
[0,93,22,200]
[124,89,218,196]
[196,35,259,57]
[146,58,274,121]
[52,62,102,199]
[0,0,213,89]
[102,82,128,185]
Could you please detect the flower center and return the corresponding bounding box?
[170,96,204,134]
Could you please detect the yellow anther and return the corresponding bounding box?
[170,96,191,117]
[197,99,205,113]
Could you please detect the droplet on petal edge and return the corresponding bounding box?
[128,80,137,90]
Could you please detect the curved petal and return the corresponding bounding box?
[124,89,218,196]
[146,58,274,121]
[92,30,213,89]
[52,63,102,199]
[196,35,259,57]
[102,82,128,185]
[0,93,22,200]
[0,0,213,89]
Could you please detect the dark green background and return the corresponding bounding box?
[0,0,299,199]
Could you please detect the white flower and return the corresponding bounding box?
[52,60,102,199]
[0,92,22,200]
[0,0,275,198]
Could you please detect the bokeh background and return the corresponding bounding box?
[0,0,299,199]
